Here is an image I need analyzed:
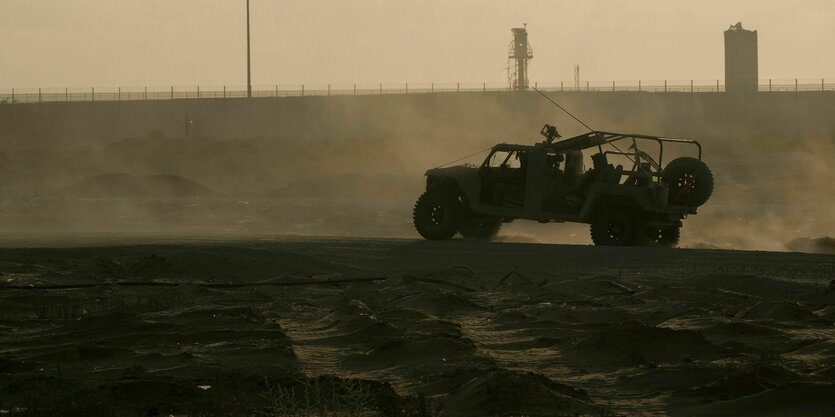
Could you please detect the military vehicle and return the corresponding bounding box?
[412,125,713,246]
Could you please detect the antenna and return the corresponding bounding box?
[532,87,594,132]
[574,64,580,89]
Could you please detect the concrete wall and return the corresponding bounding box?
[1,91,834,149]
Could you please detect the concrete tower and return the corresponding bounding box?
[724,22,758,93]
[509,26,533,90]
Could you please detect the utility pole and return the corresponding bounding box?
[246,0,252,98]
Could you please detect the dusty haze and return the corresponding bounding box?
[0,92,833,252]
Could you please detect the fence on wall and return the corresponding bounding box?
[1,79,834,104]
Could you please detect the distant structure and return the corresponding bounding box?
[724,22,758,93]
[574,64,580,89]
[508,25,533,90]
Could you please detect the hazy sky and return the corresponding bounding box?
[2,0,833,88]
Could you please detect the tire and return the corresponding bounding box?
[413,190,463,240]
[642,226,681,248]
[661,157,714,207]
[590,210,639,246]
[459,218,502,240]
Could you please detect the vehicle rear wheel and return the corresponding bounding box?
[413,190,464,240]
[661,157,714,207]
[642,226,681,248]
[459,218,502,240]
[590,210,638,246]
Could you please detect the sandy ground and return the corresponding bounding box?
[1,237,834,416]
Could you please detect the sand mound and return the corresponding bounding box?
[352,334,481,369]
[784,340,835,368]
[441,369,593,417]
[568,321,730,365]
[689,320,795,352]
[692,382,835,417]
[785,237,835,254]
[270,174,422,200]
[689,364,797,401]
[683,274,831,302]
[385,289,487,316]
[91,256,126,276]
[736,300,819,322]
[144,305,270,327]
[815,305,835,320]
[125,254,184,279]
[55,173,216,199]
[380,268,485,293]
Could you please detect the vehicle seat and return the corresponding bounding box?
[624,163,653,186]
[605,165,624,184]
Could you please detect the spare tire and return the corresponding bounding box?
[661,157,714,207]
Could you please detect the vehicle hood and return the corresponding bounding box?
[425,165,479,177]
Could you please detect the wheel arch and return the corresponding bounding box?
[426,176,473,211]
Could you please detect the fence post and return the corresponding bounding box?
[92,87,95,102]
[795,78,798,92]
[275,84,278,97]
[118,87,121,101]
[223,86,226,98]
[197,86,200,99]
[328,84,331,96]
[612,81,615,92]
[353,84,356,96]
[170,86,174,100]
[561,81,564,92]
[586,81,589,92]
[302,84,305,97]
[431,83,434,93]
[483,82,486,92]
[457,82,460,92]
[638,80,642,92]
[823,78,825,92]
[379,83,382,94]
[769,79,772,92]
[11,88,14,103]
[716,80,719,92]
[405,83,408,93]
[65,88,68,102]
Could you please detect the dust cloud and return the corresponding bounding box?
[0,92,833,252]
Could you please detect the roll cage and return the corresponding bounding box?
[479,129,704,185]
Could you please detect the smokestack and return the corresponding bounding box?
[724,22,758,93]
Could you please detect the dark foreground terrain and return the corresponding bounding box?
[1,237,834,416]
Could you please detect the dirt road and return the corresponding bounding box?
[1,238,834,416]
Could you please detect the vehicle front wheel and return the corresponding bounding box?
[590,210,638,246]
[459,218,502,240]
[413,190,464,240]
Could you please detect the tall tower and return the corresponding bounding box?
[509,25,533,90]
[724,22,758,93]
